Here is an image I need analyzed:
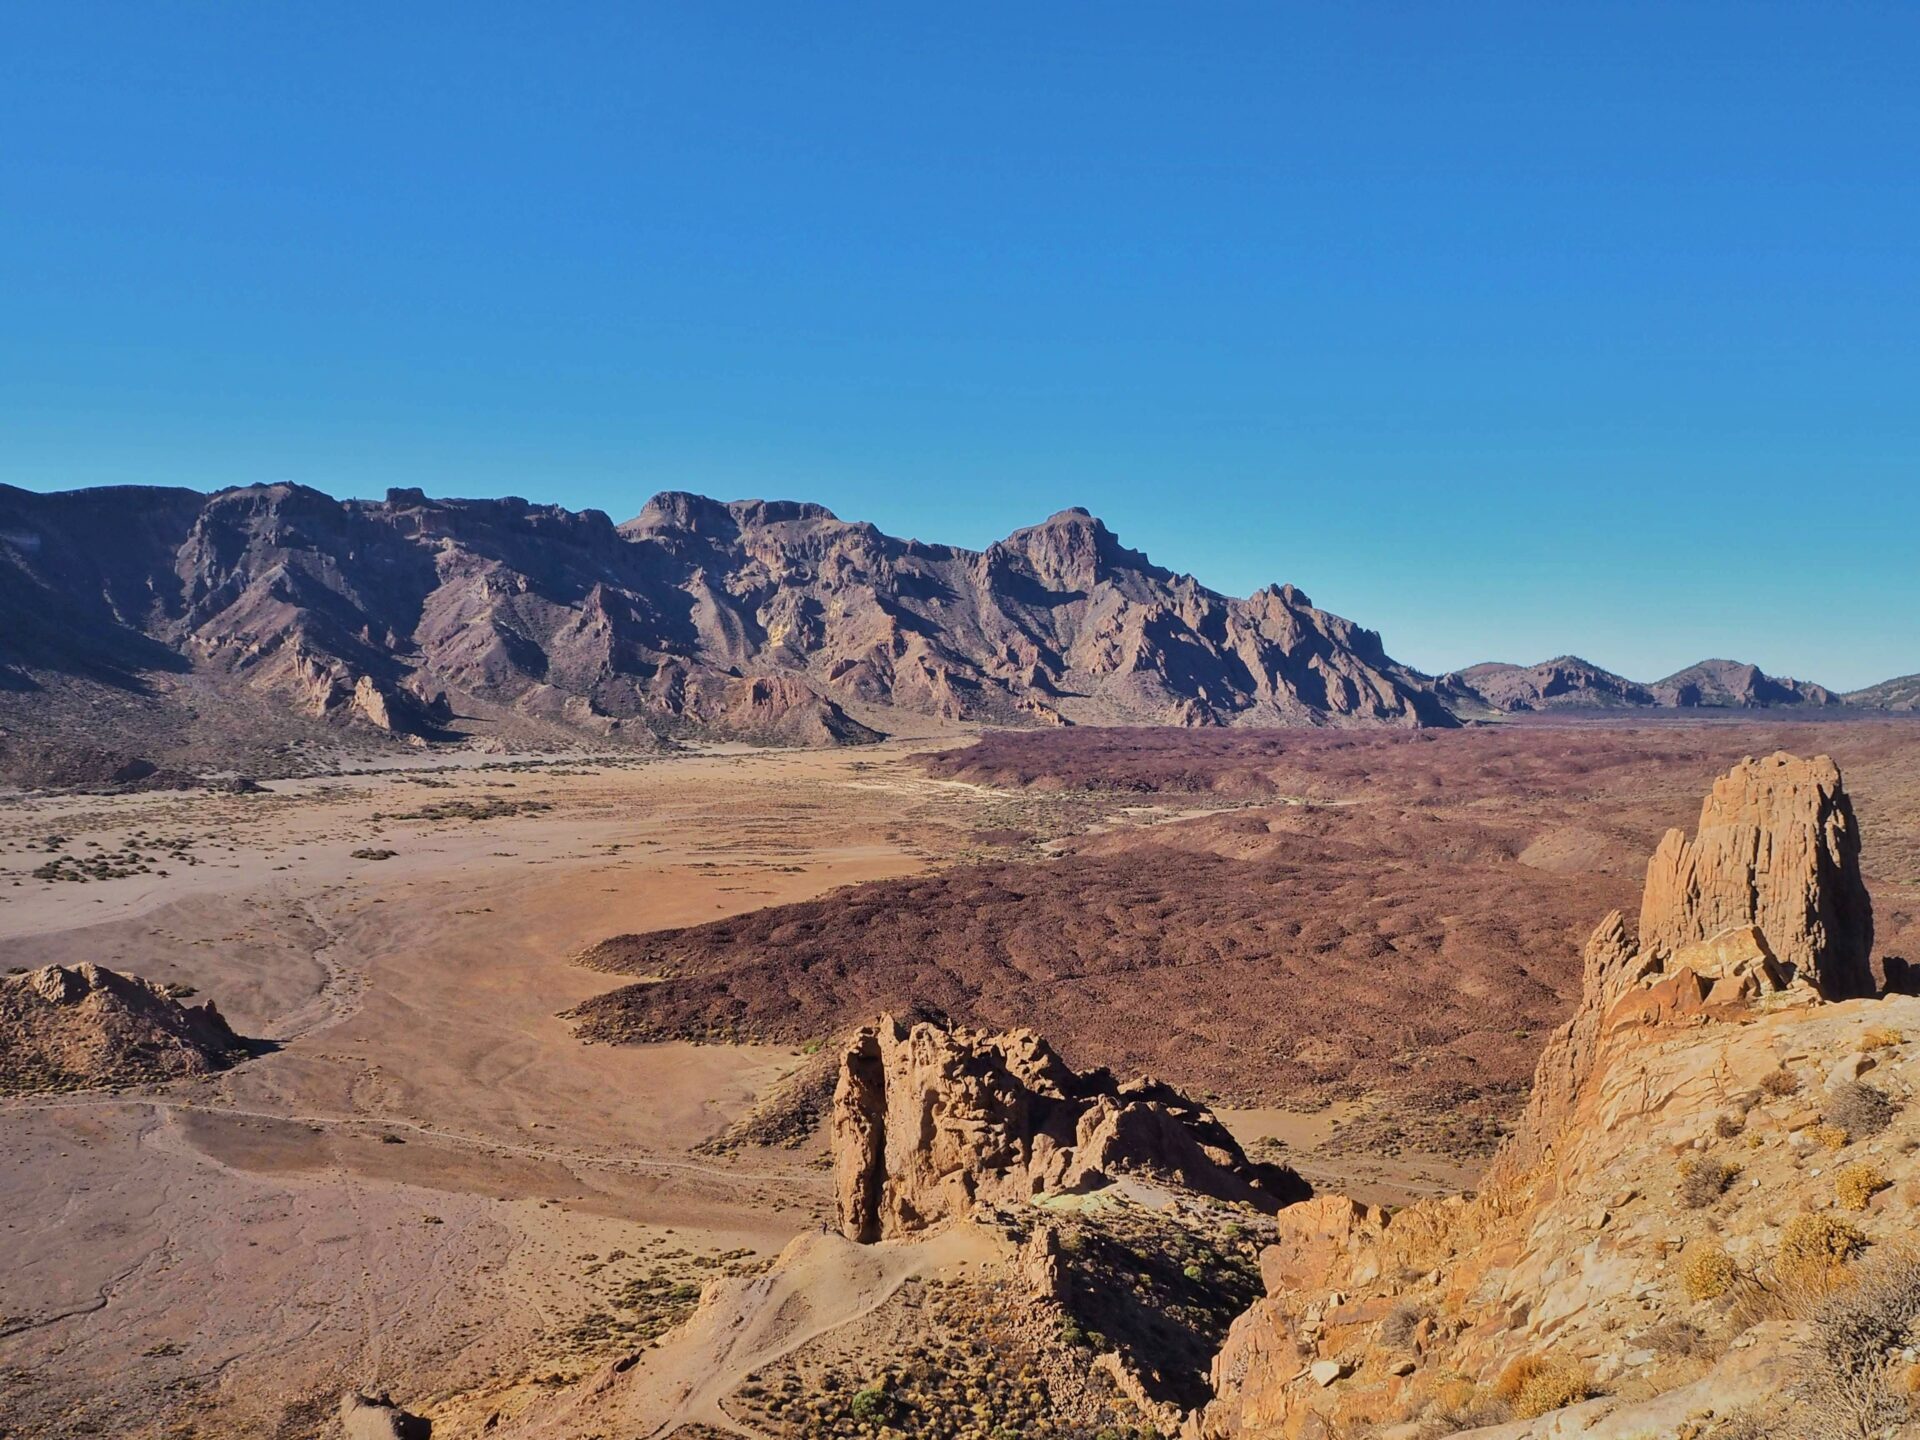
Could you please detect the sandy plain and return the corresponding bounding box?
[0,740,1252,1438]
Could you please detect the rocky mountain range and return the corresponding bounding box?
[0,481,1909,777]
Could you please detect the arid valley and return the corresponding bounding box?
[6,713,1920,1438]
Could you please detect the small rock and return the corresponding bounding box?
[1390,1359,1416,1377]
[1625,1348,1656,1366]
[1827,1053,1876,1089]
[1309,1359,1346,1387]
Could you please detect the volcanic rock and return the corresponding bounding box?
[0,963,249,1094]
[0,482,1451,766]
[831,1014,1307,1242]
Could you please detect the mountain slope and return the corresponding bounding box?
[1845,672,1920,712]
[0,483,1451,771]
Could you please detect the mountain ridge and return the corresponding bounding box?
[0,481,1909,777]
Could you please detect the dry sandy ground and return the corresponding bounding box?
[0,742,1072,1439]
[0,728,1661,1438]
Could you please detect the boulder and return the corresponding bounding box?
[339,1391,430,1439]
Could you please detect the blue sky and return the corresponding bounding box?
[2,4,1915,689]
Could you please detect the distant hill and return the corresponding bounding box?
[1441,653,1852,717]
[1845,673,1920,712]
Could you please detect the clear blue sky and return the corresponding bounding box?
[3,4,1915,689]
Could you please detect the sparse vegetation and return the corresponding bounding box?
[1799,1253,1920,1440]
[1760,1066,1802,1099]
[1380,1303,1426,1349]
[1495,1355,1595,1420]
[1678,1156,1741,1208]
[1836,1162,1890,1211]
[1680,1241,1738,1301]
[1825,1081,1898,1141]
[1777,1213,1870,1296]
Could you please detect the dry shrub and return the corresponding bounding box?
[1681,1241,1738,1301]
[1715,1111,1745,1139]
[1507,1359,1595,1420]
[1708,1407,1792,1440]
[1678,1156,1741,1208]
[1380,1303,1426,1349]
[1799,1252,1920,1440]
[1779,1213,1870,1297]
[1814,1123,1852,1151]
[1826,1081,1897,1140]
[1643,1318,1713,1358]
[1860,1026,1904,1052]
[1426,1377,1507,1431]
[1837,1162,1890,1212]
[1761,1066,1802,1098]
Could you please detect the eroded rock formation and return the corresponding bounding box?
[831,1014,1307,1242]
[1197,754,1900,1438]
[1638,750,1872,1000]
[0,963,249,1093]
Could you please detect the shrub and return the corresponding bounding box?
[1837,1163,1890,1211]
[848,1386,890,1422]
[1800,1253,1920,1440]
[1679,1157,1742,1208]
[1643,1318,1713,1358]
[1715,1112,1746,1139]
[1860,1026,1904,1052]
[1428,1378,1507,1430]
[1778,1213,1869,1296]
[1681,1241,1739,1301]
[1496,1356,1595,1420]
[1813,1124,1851,1151]
[1381,1303,1426,1349]
[1826,1082,1898,1140]
[1761,1067,1802,1098]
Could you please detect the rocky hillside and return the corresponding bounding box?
[0,483,1450,773]
[1847,673,1920,713]
[1198,752,1918,1439]
[1441,654,1841,715]
[0,962,250,1094]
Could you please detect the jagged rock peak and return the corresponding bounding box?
[1640,751,1873,1000]
[831,1013,1306,1243]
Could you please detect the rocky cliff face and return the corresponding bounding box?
[0,483,1452,762]
[0,963,249,1093]
[1196,754,1909,1439]
[831,1014,1307,1243]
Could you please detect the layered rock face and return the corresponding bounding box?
[0,482,1451,759]
[0,963,248,1093]
[1197,754,1899,1439]
[832,1015,1307,1242]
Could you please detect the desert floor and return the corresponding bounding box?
[0,740,1290,1438]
